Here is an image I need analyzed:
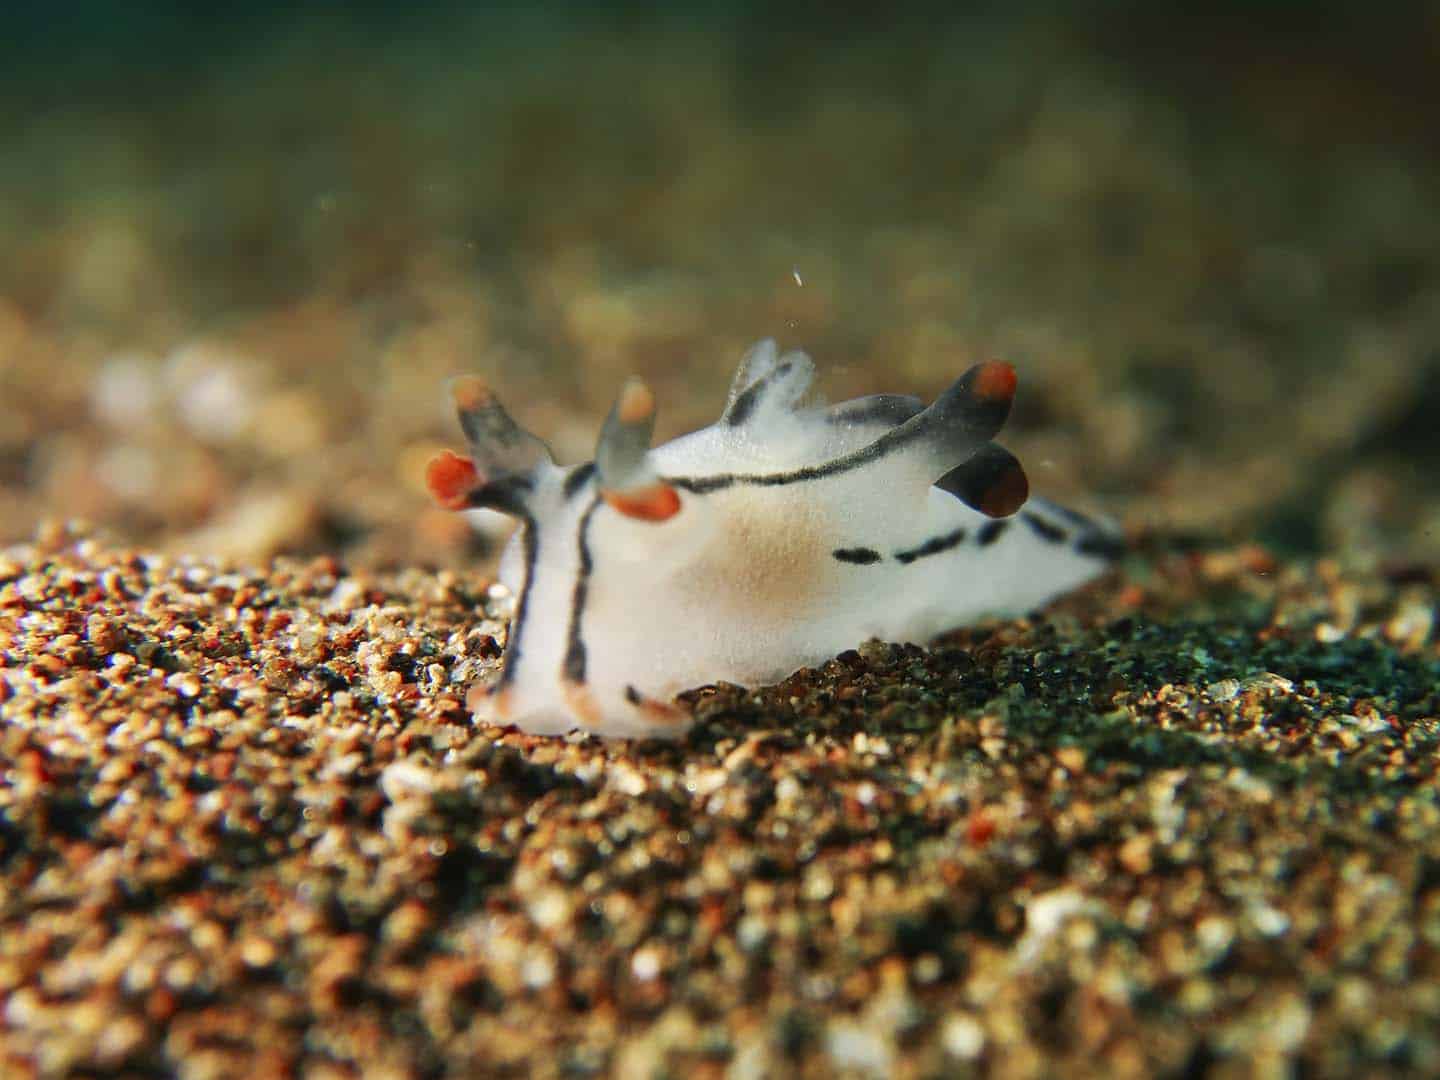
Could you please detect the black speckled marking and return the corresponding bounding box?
[1022,512,1069,544]
[833,547,883,565]
[894,527,968,565]
[977,519,1010,547]
[563,461,596,500]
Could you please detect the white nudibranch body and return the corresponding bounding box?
[426,340,1119,738]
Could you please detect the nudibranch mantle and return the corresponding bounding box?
[427,340,1118,738]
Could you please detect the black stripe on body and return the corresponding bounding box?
[977,519,1010,547]
[673,363,1002,495]
[725,360,796,427]
[563,461,596,500]
[723,382,762,427]
[833,547,883,565]
[1027,501,1122,559]
[826,394,924,428]
[1022,513,1068,544]
[670,419,926,495]
[894,527,967,564]
[562,496,603,684]
[1046,502,1098,532]
[464,475,536,514]
[1076,532,1125,560]
[494,510,539,690]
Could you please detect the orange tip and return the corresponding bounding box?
[972,360,1017,404]
[617,379,656,425]
[425,449,481,510]
[601,481,681,522]
[450,375,493,413]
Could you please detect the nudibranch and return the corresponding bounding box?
[426,340,1119,738]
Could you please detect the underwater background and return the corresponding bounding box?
[4,7,1440,1077]
[3,2,1438,567]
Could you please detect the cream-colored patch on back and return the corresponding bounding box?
[669,485,833,620]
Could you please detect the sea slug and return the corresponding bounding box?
[426,340,1118,737]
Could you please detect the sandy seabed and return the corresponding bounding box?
[2,522,1438,1077]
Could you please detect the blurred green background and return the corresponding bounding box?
[2,3,1437,568]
